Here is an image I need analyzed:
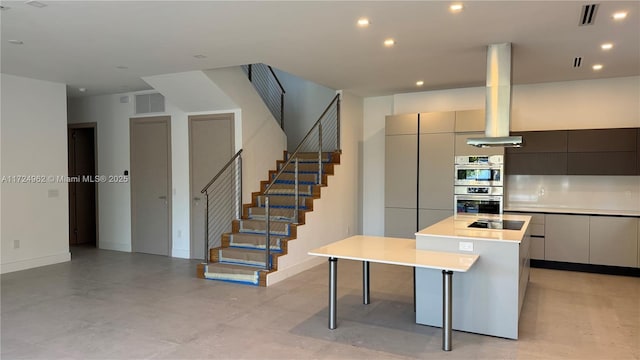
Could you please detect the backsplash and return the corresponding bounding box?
[506,175,640,212]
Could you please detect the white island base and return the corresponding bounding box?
[415,214,531,340]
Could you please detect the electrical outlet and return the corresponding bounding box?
[13,239,20,249]
[459,241,473,252]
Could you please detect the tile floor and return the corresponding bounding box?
[1,246,639,359]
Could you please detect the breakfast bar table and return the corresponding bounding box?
[309,235,479,351]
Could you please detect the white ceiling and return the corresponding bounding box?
[1,1,639,98]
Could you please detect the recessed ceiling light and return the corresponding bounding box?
[357,18,370,27]
[25,1,47,8]
[78,88,86,92]
[450,3,464,12]
[601,43,613,50]
[416,80,424,86]
[8,40,24,45]
[592,64,603,71]
[613,11,627,20]
[193,54,207,59]
[383,38,395,47]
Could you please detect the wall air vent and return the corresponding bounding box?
[573,57,582,68]
[135,93,165,114]
[579,4,599,25]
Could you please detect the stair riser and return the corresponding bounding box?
[256,196,307,208]
[235,220,292,237]
[210,249,276,269]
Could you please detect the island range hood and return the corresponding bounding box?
[467,43,523,148]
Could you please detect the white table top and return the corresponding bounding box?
[416,214,531,243]
[309,235,479,272]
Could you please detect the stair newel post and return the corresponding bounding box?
[237,156,242,220]
[318,122,323,185]
[336,96,341,152]
[204,192,209,264]
[294,158,299,224]
[265,194,271,270]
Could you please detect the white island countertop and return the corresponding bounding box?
[416,214,531,243]
[309,235,479,272]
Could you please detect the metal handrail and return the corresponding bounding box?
[244,64,286,130]
[264,93,340,194]
[262,93,341,270]
[267,66,286,94]
[201,149,243,264]
[201,149,243,194]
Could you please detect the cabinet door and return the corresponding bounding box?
[507,131,568,153]
[567,152,637,175]
[589,216,638,267]
[454,133,505,156]
[506,153,567,175]
[419,112,455,134]
[454,110,485,132]
[385,208,417,238]
[545,214,589,263]
[419,133,454,210]
[385,114,417,135]
[568,129,637,152]
[385,134,417,208]
[505,131,568,175]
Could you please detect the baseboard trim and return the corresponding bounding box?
[171,248,190,259]
[531,259,640,277]
[265,256,324,286]
[98,241,131,252]
[0,251,71,274]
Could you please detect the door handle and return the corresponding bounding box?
[193,197,201,201]
[158,196,167,200]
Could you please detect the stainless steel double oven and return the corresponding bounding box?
[454,155,504,215]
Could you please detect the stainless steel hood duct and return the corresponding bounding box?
[467,43,522,148]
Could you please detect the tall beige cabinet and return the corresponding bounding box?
[385,110,503,238]
[385,114,418,238]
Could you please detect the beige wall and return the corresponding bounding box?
[1,74,70,273]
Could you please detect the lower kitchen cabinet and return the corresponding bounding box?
[506,211,545,260]
[545,214,589,263]
[384,207,417,239]
[589,216,638,267]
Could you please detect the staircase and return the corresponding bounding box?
[197,151,340,286]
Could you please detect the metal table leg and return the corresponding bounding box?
[363,261,370,305]
[329,257,338,330]
[442,270,453,351]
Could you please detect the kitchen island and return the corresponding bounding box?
[415,213,531,339]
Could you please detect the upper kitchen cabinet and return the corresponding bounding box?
[385,113,419,135]
[567,128,638,175]
[505,131,568,175]
[505,128,639,175]
[454,110,485,132]
[419,112,455,133]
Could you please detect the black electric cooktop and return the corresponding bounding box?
[468,219,524,231]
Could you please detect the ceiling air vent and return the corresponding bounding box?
[135,93,165,114]
[579,4,599,25]
[573,57,582,68]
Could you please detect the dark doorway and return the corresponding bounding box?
[68,124,97,246]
